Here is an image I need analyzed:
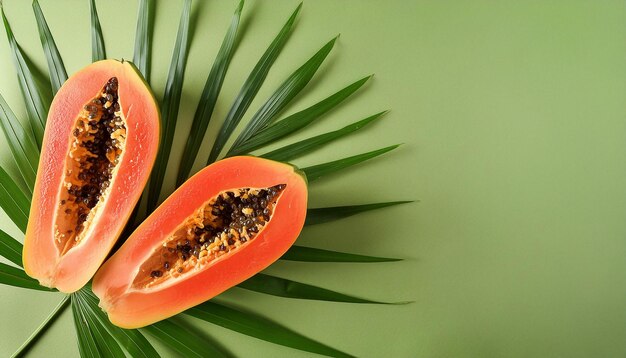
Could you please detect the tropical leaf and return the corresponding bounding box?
[0,165,30,233]
[0,93,39,194]
[142,319,229,358]
[88,0,106,62]
[32,0,68,95]
[0,263,52,291]
[72,293,120,358]
[0,3,50,146]
[0,228,23,267]
[206,3,302,165]
[239,273,394,304]
[185,301,353,358]
[306,201,413,226]
[176,0,244,185]
[302,144,401,182]
[261,111,385,162]
[224,76,371,156]
[227,35,338,156]
[281,245,401,263]
[78,288,160,358]
[147,0,192,211]
[133,0,155,81]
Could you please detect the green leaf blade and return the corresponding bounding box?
[261,111,385,162]
[176,0,244,186]
[147,0,192,212]
[185,301,353,358]
[1,4,50,146]
[302,144,401,182]
[306,201,412,226]
[227,76,371,156]
[78,288,160,358]
[281,245,401,263]
[0,93,39,193]
[32,0,68,94]
[72,294,104,358]
[227,35,338,156]
[239,273,392,304]
[133,0,154,81]
[0,228,23,267]
[206,3,302,165]
[0,165,31,233]
[0,263,52,291]
[89,0,106,62]
[143,319,229,358]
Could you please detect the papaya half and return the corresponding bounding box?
[92,156,308,328]
[23,60,160,293]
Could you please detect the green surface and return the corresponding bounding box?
[0,0,625,357]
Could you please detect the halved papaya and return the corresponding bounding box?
[23,60,160,293]
[92,156,308,328]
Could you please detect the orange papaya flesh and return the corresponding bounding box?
[23,60,160,293]
[92,156,308,329]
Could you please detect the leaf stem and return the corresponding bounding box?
[11,295,70,358]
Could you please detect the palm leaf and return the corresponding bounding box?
[147,0,192,211]
[0,228,23,267]
[0,4,50,146]
[224,76,371,156]
[88,0,106,62]
[176,0,244,185]
[206,3,302,165]
[303,144,401,182]
[142,319,229,358]
[32,0,68,95]
[78,288,160,358]
[0,93,39,193]
[185,301,353,358]
[133,0,154,80]
[261,111,385,162]
[0,263,52,291]
[306,201,413,226]
[0,165,30,233]
[227,35,338,156]
[281,245,401,263]
[239,273,395,304]
[72,293,120,358]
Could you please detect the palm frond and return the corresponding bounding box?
[133,0,155,80]
[0,93,39,193]
[302,144,401,182]
[32,0,68,95]
[78,288,160,358]
[72,293,122,358]
[227,35,338,156]
[88,0,106,62]
[185,301,353,358]
[306,201,413,226]
[0,263,52,291]
[147,0,192,212]
[239,273,397,304]
[206,3,302,165]
[0,4,50,146]
[0,228,23,267]
[282,245,401,263]
[224,76,372,156]
[0,165,30,233]
[176,0,244,185]
[261,111,385,162]
[142,319,229,358]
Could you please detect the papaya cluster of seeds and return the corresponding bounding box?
[134,184,286,288]
[55,77,126,254]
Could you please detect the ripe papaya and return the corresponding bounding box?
[92,156,308,328]
[23,60,160,293]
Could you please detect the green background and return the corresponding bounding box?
[1,0,625,357]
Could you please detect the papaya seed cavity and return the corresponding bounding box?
[134,184,287,288]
